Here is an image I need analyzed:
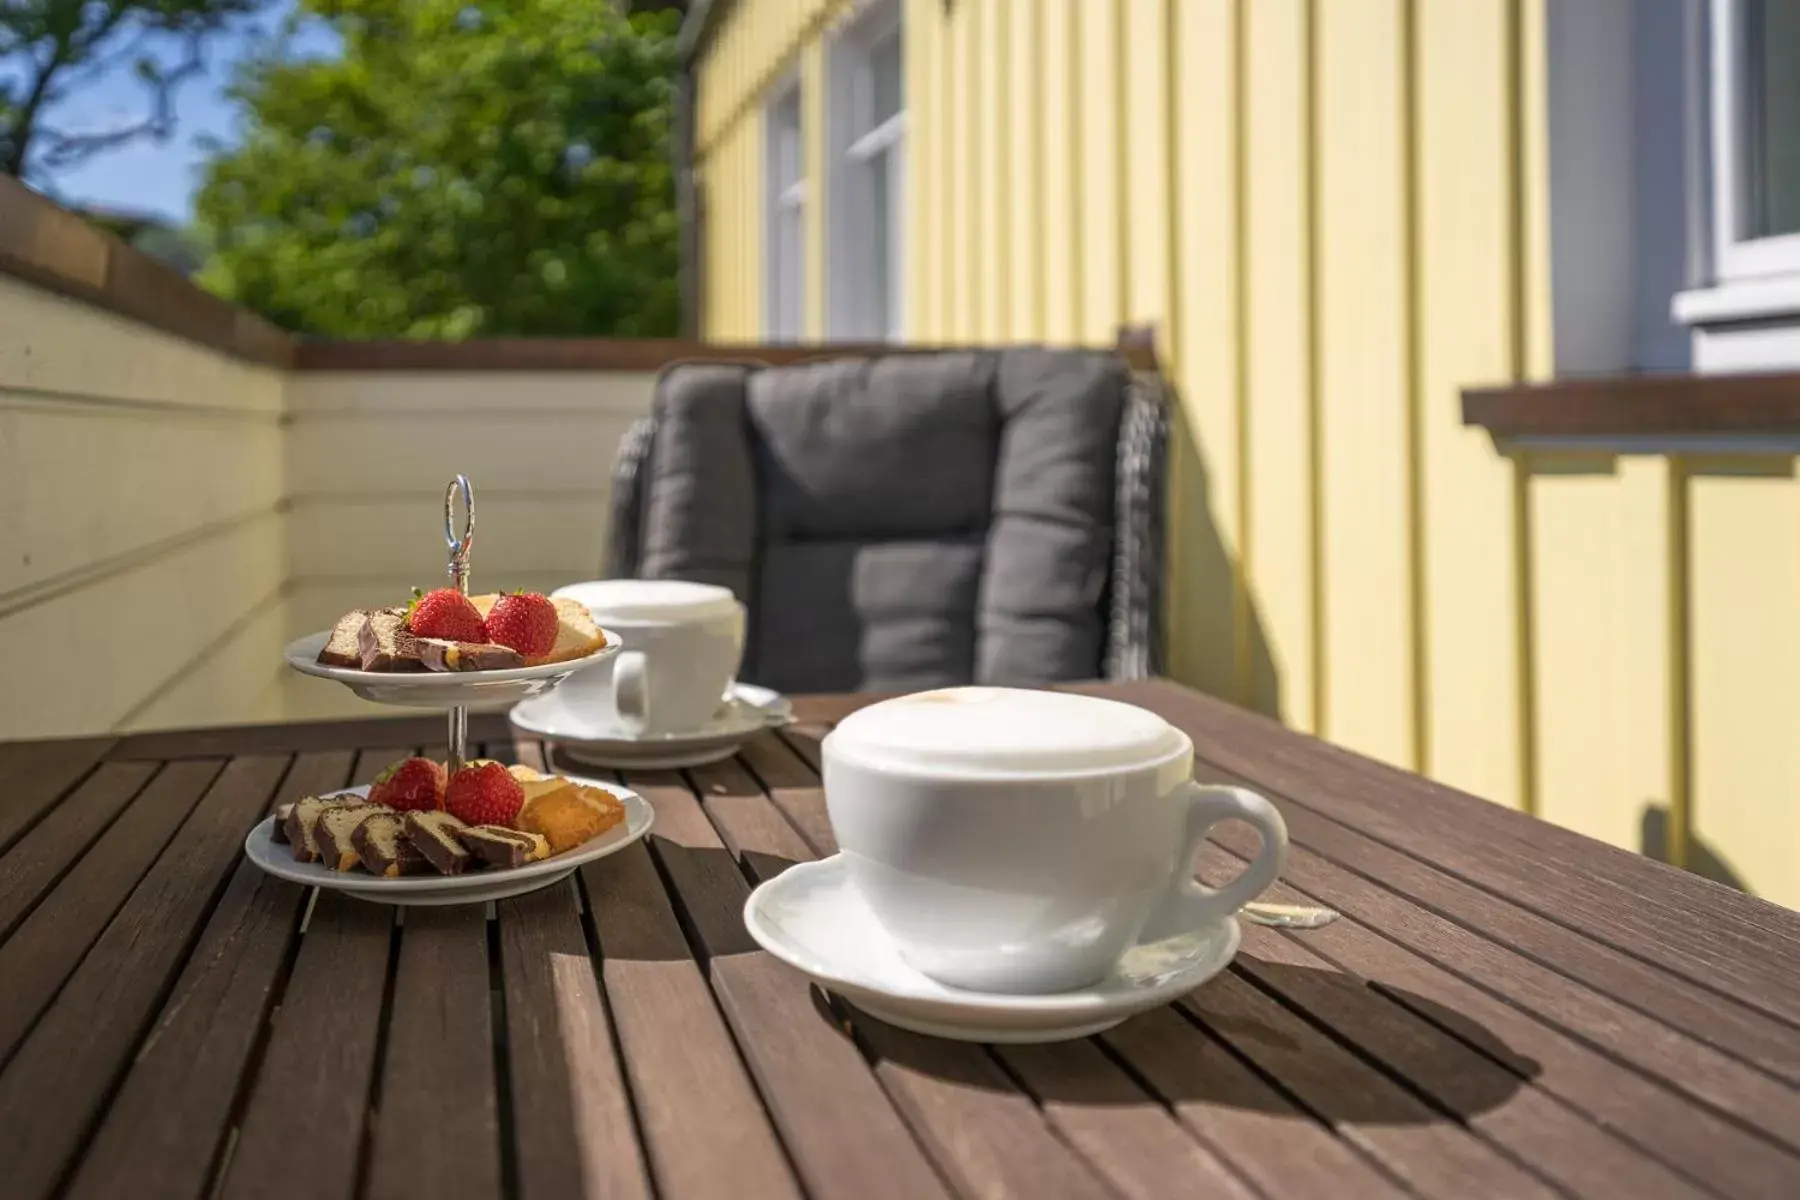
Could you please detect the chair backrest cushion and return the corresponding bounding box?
[636,349,1127,693]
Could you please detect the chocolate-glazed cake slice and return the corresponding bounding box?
[352,811,430,877]
[415,638,525,672]
[315,804,386,871]
[404,810,472,874]
[459,825,550,869]
[271,802,295,845]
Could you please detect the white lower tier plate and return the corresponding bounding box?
[243,781,654,906]
[743,854,1241,1043]
[510,683,792,770]
[283,631,620,708]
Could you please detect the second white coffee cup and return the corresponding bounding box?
[549,580,747,736]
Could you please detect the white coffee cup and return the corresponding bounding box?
[822,686,1288,994]
[549,580,747,736]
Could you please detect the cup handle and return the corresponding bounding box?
[1137,783,1288,943]
[612,651,651,733]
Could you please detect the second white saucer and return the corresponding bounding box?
[509,682,793,769]
[743,854,1241,1043]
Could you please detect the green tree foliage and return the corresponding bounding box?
[196,0,680,337]
[2,0,265,180]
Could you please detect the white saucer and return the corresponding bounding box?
[743,854,1241,1043]
[283,631,620,708]
[509,683,794,769]
[243,780,654,906]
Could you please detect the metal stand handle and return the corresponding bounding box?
[444,475,475,774]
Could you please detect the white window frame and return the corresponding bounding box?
[825,0,905,342]
[763,78,806,342]
[1709,0,1800,283]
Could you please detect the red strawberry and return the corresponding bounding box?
[368,757,446,812]
[445,760,525,826]
[407,587,486,642]
[484,591,558,659]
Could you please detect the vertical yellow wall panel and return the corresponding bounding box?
[1314,0,1414,767]
[1531,458,1673,856]
[1415,0,1521,805]
[976,0,1008,340]
[1242,0,1315,728]
[947,5,975,341]
[1688,466,1800,908]
[907,0,941,340]
[1076,0,1124,345]
[1121,0,1171,330]
[1165,0,1239,699]
[803,39,829,339]
[1006,0,1042,340]
[1039,0,1081,344]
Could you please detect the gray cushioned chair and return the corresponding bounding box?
[604,348,1166,694]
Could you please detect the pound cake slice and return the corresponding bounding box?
[315,803,387,871]
[460,825,549,868]
[317,609,371,668]
[352,811,429,877]
[404,810,472,875]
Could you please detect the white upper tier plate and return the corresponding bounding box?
[283,630,620,708]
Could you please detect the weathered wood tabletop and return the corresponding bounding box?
[1,679,1796,1200]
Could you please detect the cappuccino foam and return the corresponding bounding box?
[829,687,1187,775]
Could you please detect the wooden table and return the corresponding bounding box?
[1,679,1796,1200]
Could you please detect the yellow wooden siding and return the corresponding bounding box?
[692,0,1800,907]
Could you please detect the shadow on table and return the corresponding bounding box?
[825,955,1539,1126]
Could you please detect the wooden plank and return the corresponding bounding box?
[1104,1005,1409,1200]
[1106,679,1800,1022]
[0,759,155,940]
[688,757,813,889]
[645,765,955,1200]
[624,770,760,959]
[365,906,502,1200]
[1260,788,1800,1086]
[0,736,114,854]
[857,1019,1117,1200]
[736,733,835,855]
[1203,821,1800,1198]
[582,841,802,1200]
[1182,971,1562,1199]
[0,758,220,1062]
[994,1038,1261,1200]
[1202,854,1713,1200]
[1180,778,1800,1157]
[0,754,289,1200]
[217,891,394,1200]
[499,879,649,1200]
[65,751,353,1200]
[109,713,511,762]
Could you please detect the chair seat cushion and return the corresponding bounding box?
[635,349,1128,691]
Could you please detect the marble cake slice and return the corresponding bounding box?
[357,608,424,672]
[285,795,368,863]
[459,824,550,869]
[315,803,387,871]
[352,811,430,877]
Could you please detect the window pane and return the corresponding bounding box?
[1743,0,1800,237]
[870,33,903,128]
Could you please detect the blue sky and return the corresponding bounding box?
[36,2,338,224]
